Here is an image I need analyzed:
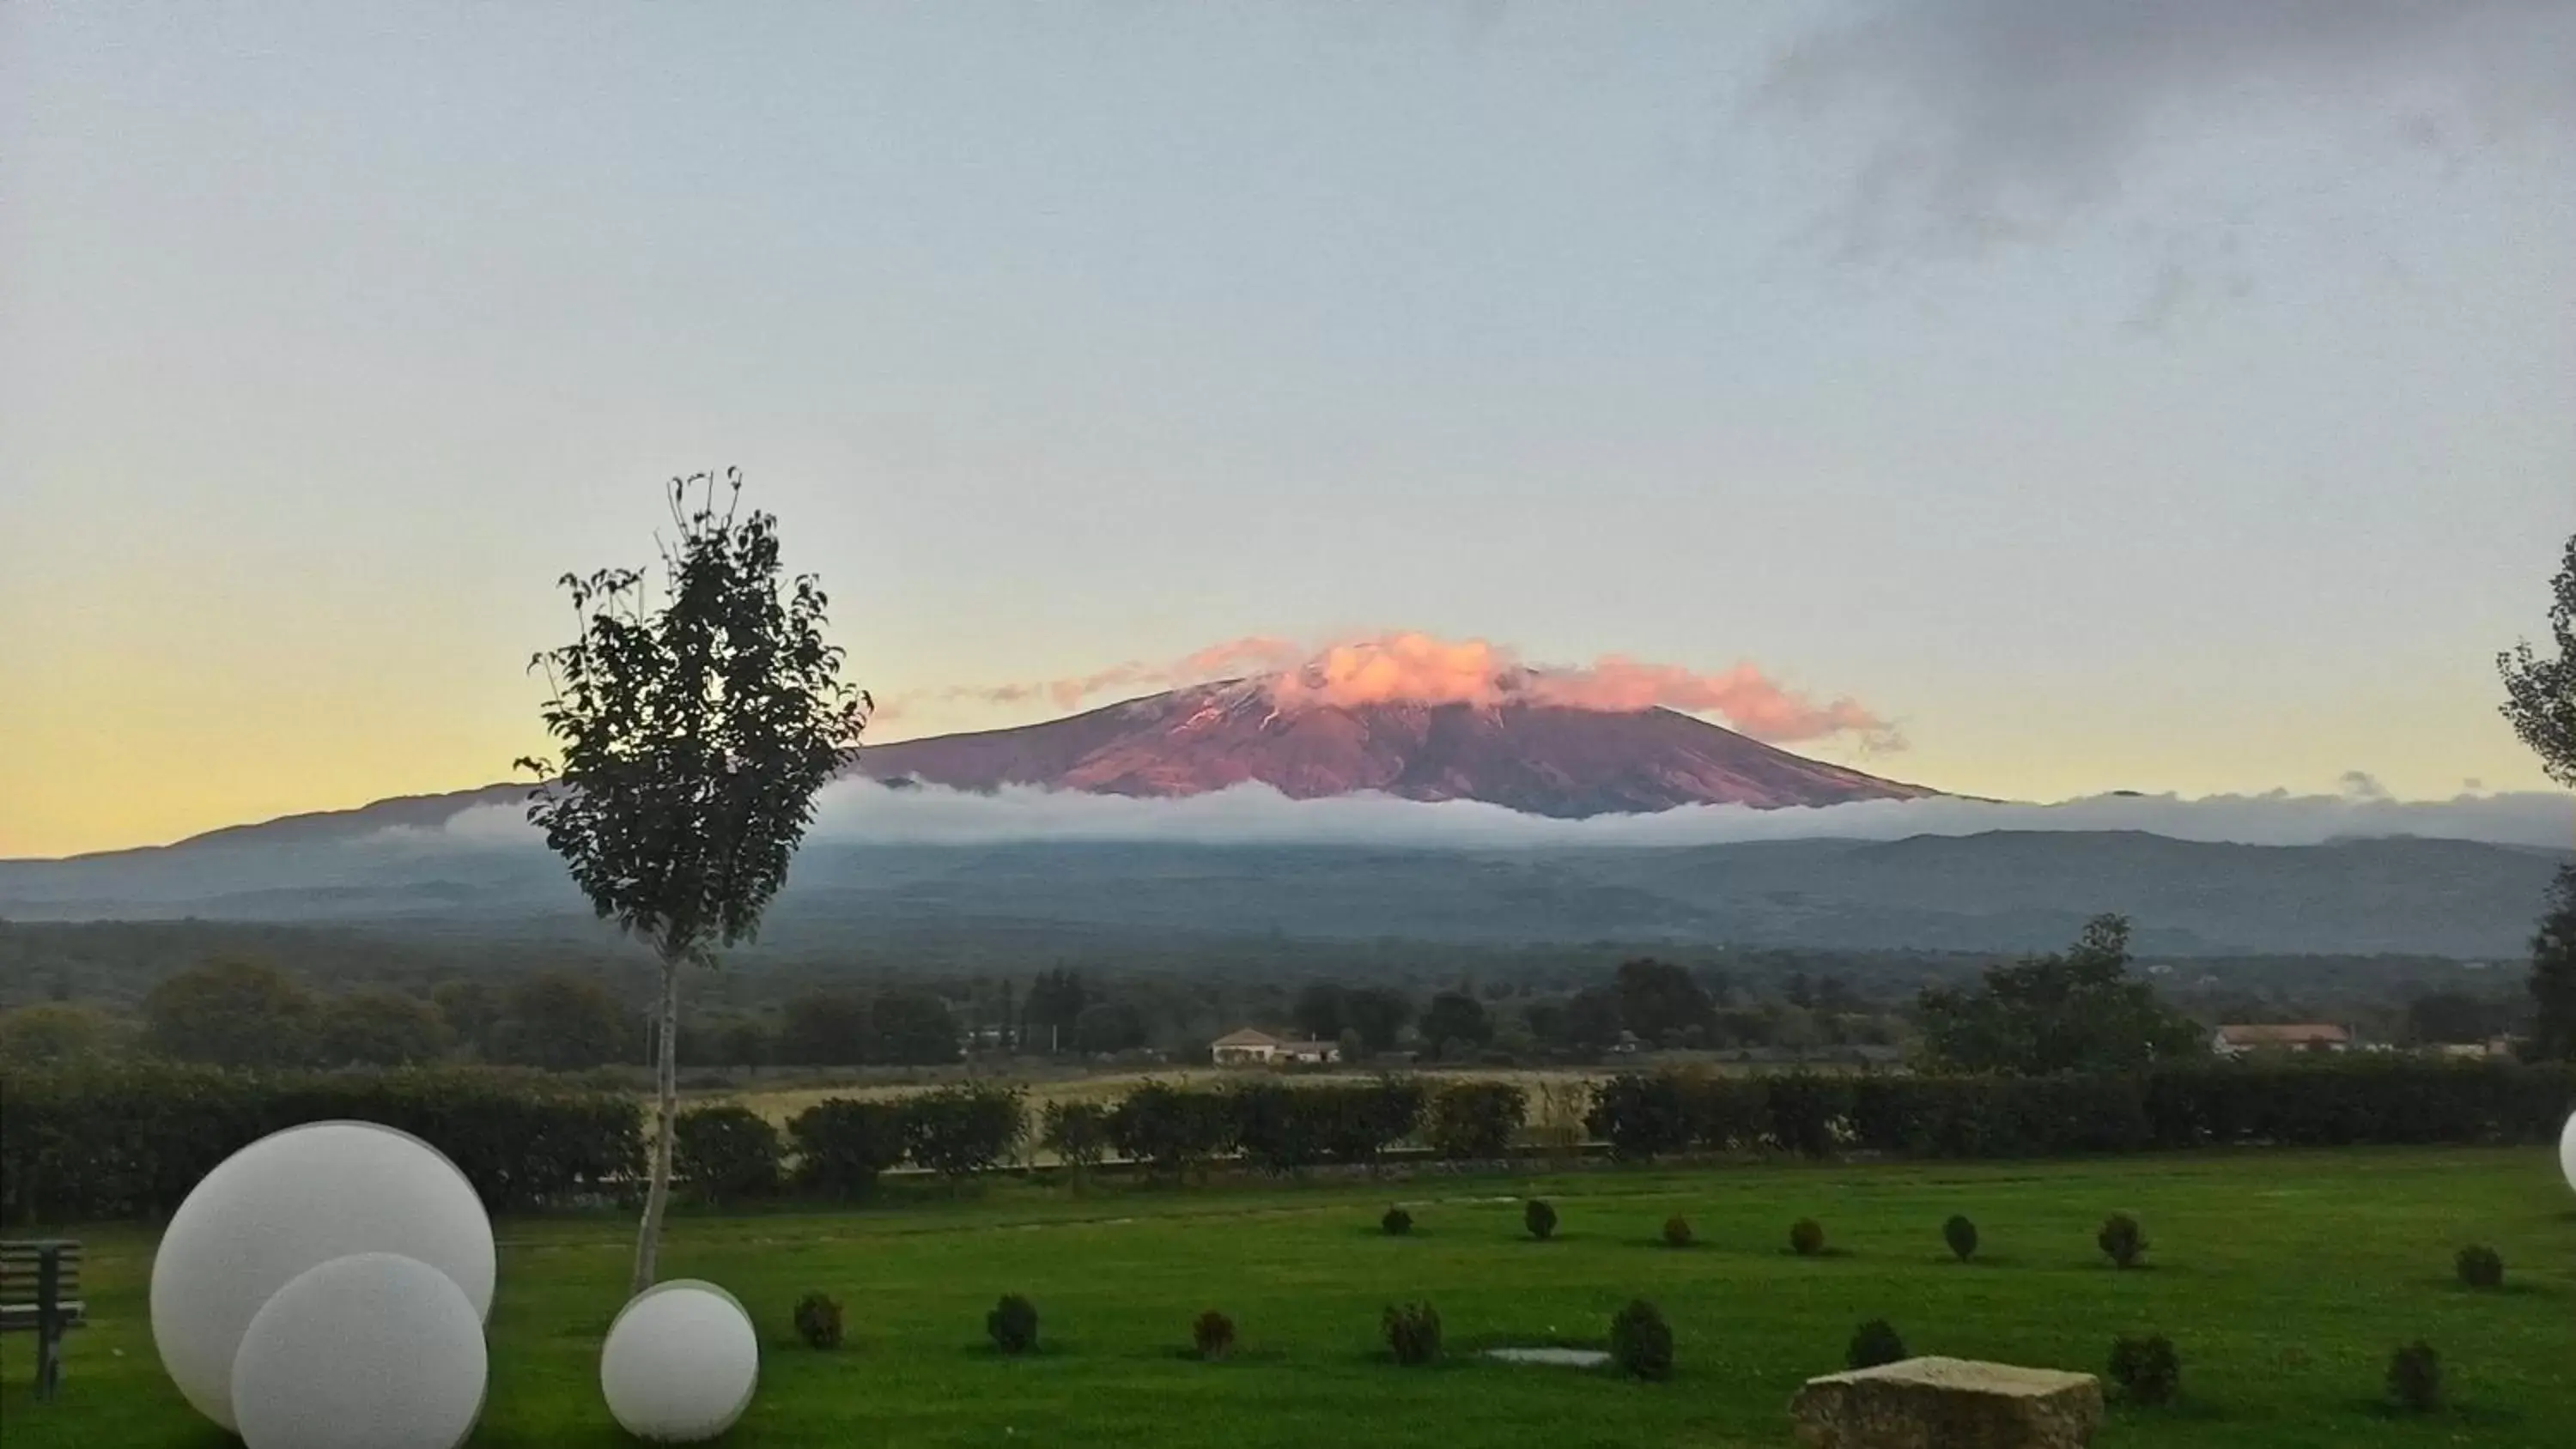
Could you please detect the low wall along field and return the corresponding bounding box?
[3,1148,2570,1447]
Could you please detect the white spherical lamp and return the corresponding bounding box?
[149,1120,495,1430]
[599,1280,761,1443]
[2561,1109,2576,1196]
[230,1252,488,1449]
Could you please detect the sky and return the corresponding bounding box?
[3,1,2573,858]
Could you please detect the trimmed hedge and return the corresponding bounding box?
[0,1062,642,1222]
[1583,1060,2576,1164]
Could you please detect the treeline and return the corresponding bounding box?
[1582,1060,2576,1161]
[0,958,970,1073]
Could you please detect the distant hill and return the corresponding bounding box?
[1,827,2560,959]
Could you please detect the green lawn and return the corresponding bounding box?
[6,1148,2571,1447]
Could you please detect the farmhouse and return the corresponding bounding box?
[1210,1028,1340,1066]
[2212,1023,2352,1057]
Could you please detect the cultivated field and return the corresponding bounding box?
[5,1148,2570,1446]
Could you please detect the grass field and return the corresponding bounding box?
[5,1147,2570,1446]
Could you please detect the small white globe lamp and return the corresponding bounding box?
[230,1252,488,1449]
[149,1120,496,1430]
[599,1280,761,1443]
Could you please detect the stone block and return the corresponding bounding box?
[1789,1355,2104,1449]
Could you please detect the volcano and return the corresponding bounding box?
[854,680,1934,816]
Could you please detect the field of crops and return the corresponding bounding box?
[6,1147,2570,1446]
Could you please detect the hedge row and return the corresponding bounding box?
[10,1059,2570,1224]
[0,1062,642,1222]
[1583,1059,2576,1162]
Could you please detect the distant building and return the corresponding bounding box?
[1210,1028,1340,1067]
[2212,1023,2352,1058]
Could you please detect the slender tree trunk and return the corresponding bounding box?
[631,946,681,1295]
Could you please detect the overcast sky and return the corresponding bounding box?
[3,1,2573,857]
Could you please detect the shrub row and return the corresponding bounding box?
[0,1061,642,1222]
[1583,1059,2576,1163]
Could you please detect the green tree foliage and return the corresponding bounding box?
[776,991,870,1066]
[872,988,962,1064]
[1608,1299,1673,1380]
[142,957,316,1068]
[2098,1212,2147,1269]
[2496,529,2576,787]
[1425,1080,1527,1160]
[2107,1334,2181,1406]
[1559,985,1626,1048]
[429,980,502,1058]
[1072,1000,1147,1055]
[987,1294,1039,1355]
[2404,990,2506,1047]
[1340,986,1414,1055]
[1915,916,2207,1076]
[0,1003,122,1066]
[672,1103,783,1203]
[785,1098,908,1198]
[1038,1100,1112,1177]
[0,1063,641,1222]
[1381,1302,1441,1366]
[1419,991,1492,1058]
[1522,1197,1558,1241]
[494,972,635,1071]
[1292,981,1346,1044]
[1615,959,1715,1046]
[1588,1072,1695,1161]
[519,469,867,1292]
[903,1081,1027,1185]
[2385,1341,2441,1413]
[1943,1214,1979,1263]
[1109,1081,1235,1179]
[2526,866,2576,1063]
[1023,968,1089,1051]
[1846,1319,1906,1369]
[316,988,453,1068]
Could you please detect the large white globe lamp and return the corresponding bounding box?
[230,1252,488,1449]
[2560,1109,2576,1196]
[599,1280,761,1443]
[149,1120,495,1430]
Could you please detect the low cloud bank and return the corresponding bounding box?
[428,780,2573,852]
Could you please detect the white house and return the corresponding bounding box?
[1210,1028,1341,1067]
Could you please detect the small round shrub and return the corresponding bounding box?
[1942,1214,1978,1263]
[1608,1299,1673,1381]
[2097,1213,2146,1270]
[2454,1245,2503,1290]
[1382,1301,1442,1367]
[1192,1309,1236,1361]
[1662,1216,1693,1249]
[1524,1198,1558,1241]
[1845,1319,1906,1370]
[1382,1205,1413,1236]
[1789,1217,1826,1258]
[792,1292,844,1350]
[987,1294,1039,1355]
[2386,1341,2441,1413]
[2107,1334,2180,1405]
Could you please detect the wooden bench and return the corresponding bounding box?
[0,1240,85,1402]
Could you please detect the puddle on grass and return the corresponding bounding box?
[1483,1348,1611,1369]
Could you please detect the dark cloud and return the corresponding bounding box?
[1759,0,2576,258]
